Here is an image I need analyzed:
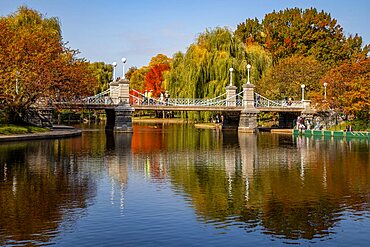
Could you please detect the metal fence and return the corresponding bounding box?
[49,88,305,109]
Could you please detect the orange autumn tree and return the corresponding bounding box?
[0,7,97,123]
[312,58,370,120]
[144,63,170,97]
[143,54,171,97]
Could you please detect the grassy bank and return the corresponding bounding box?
[329,119,370,132]
[0,124,48,135]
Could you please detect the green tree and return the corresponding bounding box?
[129,66,148,92]
[164,27,272,99]
[234,17,263,45]
[235,8,368,65]
[125,66,137,81]
[257,55,328,100]
[149,54,171,67]
[88,62,113,93]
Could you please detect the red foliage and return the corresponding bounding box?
[144,63,169,97]
[312,58,370,118]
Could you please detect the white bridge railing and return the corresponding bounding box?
[129,89,239,107]
[53,88,304,109]
[254,93,304,108]
[83,88,114,104]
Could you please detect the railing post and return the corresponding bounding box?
[241,84,256,109]
[109,79,119,104]
[118,78,130,104]
[226,85,237,107]
[302,100,311,110]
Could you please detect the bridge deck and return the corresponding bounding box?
[133,105,304,112]
[53,103,304,112]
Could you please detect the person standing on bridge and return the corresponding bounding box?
[165,91,170,105]
[143,90,148,105]
[160,92,164,104]
[148,90,153,105]
[256,95,261,107]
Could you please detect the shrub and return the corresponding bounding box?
[0,125,48,135]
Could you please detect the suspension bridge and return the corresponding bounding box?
[39,78,315,133]
[54,86,307,112]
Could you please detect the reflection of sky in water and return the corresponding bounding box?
[0,124,369,246]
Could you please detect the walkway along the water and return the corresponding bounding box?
[0,126,81,142]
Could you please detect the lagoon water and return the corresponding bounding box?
[0,123,369,246]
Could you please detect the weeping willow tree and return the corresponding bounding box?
[88,62,113,94]
[163,27,272,120]
[164,27,272,98]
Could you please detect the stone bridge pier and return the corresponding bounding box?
[214,83,259,132]
[106,78,134,132]
[238,83,259,133]
[221,85,240,130]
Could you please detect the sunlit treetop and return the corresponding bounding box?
[235,7,369,65]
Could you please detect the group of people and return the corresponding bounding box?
[296,116,354,132]
[284,97,294,106]
[211,114,224,124]
[297,116,320,130]
[296,116,306,130]
[142,90,170,105]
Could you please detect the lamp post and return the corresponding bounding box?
[229,67,234,86]
[112,62,117,81]
[121,57,127,79]
[301,84,305,101]
[15,78,18,95]
[15,71,19,95]
[323,82,328,100]
[246,64,251,84]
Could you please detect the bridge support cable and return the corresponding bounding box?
[129,90,241,107]
[130,88,230,106]
[254,92,304,108]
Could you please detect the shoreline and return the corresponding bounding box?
[194,123,223,130]
[0,126,82,142]
[132,118,191,124]
[3,120,367,142]
[270,129,293,134]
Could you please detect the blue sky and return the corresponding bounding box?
[1,0,369,75]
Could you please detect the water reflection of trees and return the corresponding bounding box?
[0,129,134,245]
[130,126,370,240]
[0,140,97,246]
